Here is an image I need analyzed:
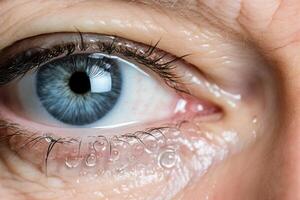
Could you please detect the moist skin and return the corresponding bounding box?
[0,1,277,200]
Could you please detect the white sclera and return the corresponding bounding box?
[15,54,176,130]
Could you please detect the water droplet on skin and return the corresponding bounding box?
[94,139,108,152]
[85,153,97,167]
[252,130,257,138]
[97,152,105,160]
[132,144,145,156]
[97,168,105,176]
[158,149,178,169]
[44,137,52,143]
[115,164,128,173]
[167,127,181,137]
[65,156,82,168]
[93,191,104,198]
[145,140,159,153]
[79,171,88,176]
[110,148,120,161]
[128,155,136,162]
[150,129,166,141]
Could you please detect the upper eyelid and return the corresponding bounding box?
[0,0,257,95]
[0,33,188,92]
[0,0,220,50]
[0,31,242,112]
[0,1,227,63]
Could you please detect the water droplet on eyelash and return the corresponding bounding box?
[145,139,159,154]
[44,137,52,143]
[65,156,82,168]
[158,148,178,169]
[85,153,97,167]
[167,129,181,143]
[109,148,120,161]
[94,139,108,152]
[167,127,181,137]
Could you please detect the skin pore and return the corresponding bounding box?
[0,0,299,200]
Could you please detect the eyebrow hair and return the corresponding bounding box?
[129,0,197,7]
[128,0,200,15]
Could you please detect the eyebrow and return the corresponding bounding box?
[129,0,197,8]
[0,0,199,16]
[128,0,200,16]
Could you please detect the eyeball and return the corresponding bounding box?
[3,53,177,129]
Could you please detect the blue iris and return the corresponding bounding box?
[36,53,122,126]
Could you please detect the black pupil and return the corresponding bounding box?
[69,71,91,94]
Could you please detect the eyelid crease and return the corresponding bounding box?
[0,32,189,93]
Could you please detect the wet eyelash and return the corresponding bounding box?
[0,33,189,93]
[0,119,185,174]
[0,33,192,174]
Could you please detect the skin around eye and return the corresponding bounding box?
[0,32,229,200]
[0,1,277,200]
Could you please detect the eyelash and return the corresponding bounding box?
[0,32,189,93]
[0,118,186,173]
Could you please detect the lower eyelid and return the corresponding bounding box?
[0,114,237,195]
[0,78,225,179]
[0,87,219,135]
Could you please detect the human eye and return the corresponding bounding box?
[0,33,197,127]
[0,1,273,200]
[0,33,222,199]
[0,32,225,200]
